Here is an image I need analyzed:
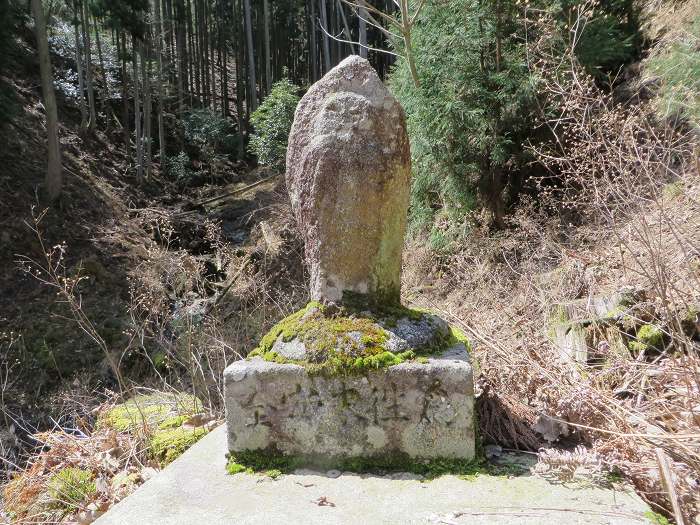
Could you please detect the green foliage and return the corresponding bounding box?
[166,151,194,181]
[48,468,96,511]
[180,109,237,180]
[646,16,700,128]
[390,0,538,231]
[93,0,149,38]
[183,109,235,152]
[0,0,21,124]
[248,78,300,169]
[564,0,641,78]
[98,392,202,432]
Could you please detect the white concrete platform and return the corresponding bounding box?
[95,426,651,525]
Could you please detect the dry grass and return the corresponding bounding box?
[404,4,699,521]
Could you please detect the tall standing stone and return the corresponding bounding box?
[286,55,410,305]
[223,56,475,466]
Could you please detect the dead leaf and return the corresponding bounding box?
[312,496,336,507]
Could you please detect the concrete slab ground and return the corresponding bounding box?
[95,426,651,525]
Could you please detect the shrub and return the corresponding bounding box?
[166,151,193,181]
[248,78,300,170]
[390,0,538,231]
[563,0,641,78]
[183,108,235,152]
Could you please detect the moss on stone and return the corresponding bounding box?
[448,325,471,351]
[150,426,209,466]
[97,392,202,433]
[226,448,485,480]
[629,324,664,353]
[248,302,468,376]
[158,415,189,430]
[97,392,207,467]
[47,467,96,511]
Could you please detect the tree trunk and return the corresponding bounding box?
[193,0,202,102]
[154,0,167,169]
[309,0,318,81]
[175,0,186,116]
[133,39,144,181]
[337,0,355,55]
[263,0,271,93]
[72,4,88,130]
[186,0,195,102]
[142,40,153,178]
[81,0,96,131]
[93,12,107,101]
[164,0,175,88]
[234,0,246,155]
[319,0,331,73]
[118,31,130,150]
[209,0,217,111]
[358,6,367,58]
[243,0,257,112]
[31,0,62,202]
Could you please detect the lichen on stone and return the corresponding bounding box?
[247,301,469,375]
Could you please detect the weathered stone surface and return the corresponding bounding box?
[268,306,454,362]
[548,289,641,364]
[224,345,475,460]
[285,55,411,305]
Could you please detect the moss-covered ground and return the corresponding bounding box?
[247,301,470,376]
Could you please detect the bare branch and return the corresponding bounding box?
[318,20,402,57]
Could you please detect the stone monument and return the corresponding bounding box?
[224,56,475,467]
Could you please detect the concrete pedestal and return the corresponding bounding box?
[224,345,475,461]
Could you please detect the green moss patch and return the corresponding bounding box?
[98,392,207,466]
[629,324,664,353]
[98,392,202,433]
[225,448,522,481]
[47,467,96,511]
[247,301,469,376]
[150,426,209,466]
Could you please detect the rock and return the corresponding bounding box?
[271,337,307,360]
[382,314,450,351]
[223,345,475,461]
[484,444,503,459]
[325,470,342,478]
[285,55,411,305]
[533,414,569,443]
